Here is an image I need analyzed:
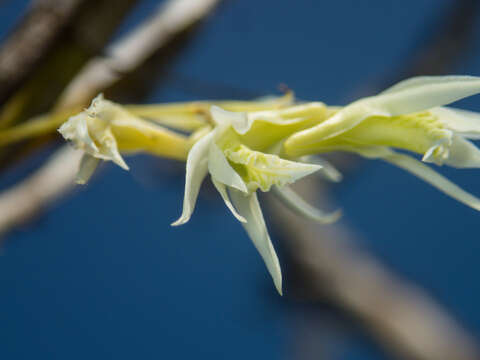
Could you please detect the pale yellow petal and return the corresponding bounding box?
[171,131,213,226]
[229,189,283,295]
[272,185,341,224]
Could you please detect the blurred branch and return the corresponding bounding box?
[0,0,139,125]
[0,0,221,238]
[0,0,140,172]
[0,0,221,171]
[360,0,480,98]
[0,0,87,105]
[274,1,480,360]
[270,180,480,360]
[392,0,480,79]
[59,0,220,108]
[0,146,82,236]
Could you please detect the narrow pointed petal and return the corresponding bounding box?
[272,185,341,224]
[381,76,480,95]
[211,177,247,223]
[210,105,252,134]
[284,76,480,153]
[111,151,129,170]
[208,143,248,193]
[171,132,213,226]
[300,156,343,182]
[99,128,129,170]
[444,135,480,168]
[283,105,388,154]
[372,75,480,116]
[76,154,100,184]
[284,76,479,153]
[366,149,480,211]
[229,189,283,295]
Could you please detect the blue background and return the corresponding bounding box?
[1,0,480,359]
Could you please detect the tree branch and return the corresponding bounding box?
[58,0,220,108]
[0,0,221,238]
[0,0,87,105]
[0,0,139,118]
[269,182,480,360]
[275,1,480,358]
[0,146,82,235]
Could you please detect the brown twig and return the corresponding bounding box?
[0,0,87,104]
[58,0,220,108]
[0,146,82,236]
[274,1,480,359]
[0,0,139,118]
[269,180,480,360]
[0,0,141,172]
[0,0,221,238]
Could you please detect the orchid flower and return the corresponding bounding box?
[59,94,188,184]
[283,76,480,210]
[58,75,480,296]
[172,105,342,295]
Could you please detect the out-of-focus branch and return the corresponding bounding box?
[0,0,86,105]
[0,0,221,238]
[393,0,480,78]
[0,0,139,126]
[0,147,82,236]
[269,180,480,360]
[59,0,220,108]
[0,0,140,172]
[278,1,480,359]
[360,0,480,98]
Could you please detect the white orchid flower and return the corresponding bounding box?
[57,76,480,296]
[172,105,340,295]
[284,76,480,211]
[59,94,188,184]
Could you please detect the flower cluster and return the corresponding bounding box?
[59,75,480,295]
[283,76,480,210]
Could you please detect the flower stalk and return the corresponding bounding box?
[57,75,480,294]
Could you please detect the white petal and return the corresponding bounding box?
[248,102,326,126]
[300,156,343,182]
[422,144,443,165]
[229,189,283,295]
[111,152,129,170]
[432,107,480,139]
[171,131,213,226]
[272,185,341,224]
[421,133,452,166]
[211,177,247,223]
[381,76,480,94]
[98,128,129,170]
[444,135,480,168]
[371,75,480,116]
[76,154,100,184]
[208,143,248,193]
[356,146,480,211]
[210,105,253,134]
[89,93,106,113]
[58,114,98,153]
